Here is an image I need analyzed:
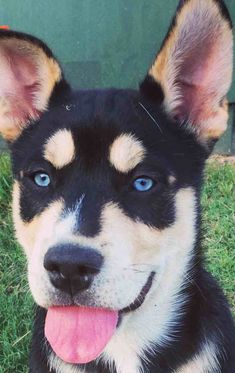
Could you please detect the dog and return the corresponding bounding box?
[0,0,234,372]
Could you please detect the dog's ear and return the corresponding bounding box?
[0,30,63,141]
[141,0,233,144]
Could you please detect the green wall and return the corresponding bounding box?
[0,0,234,152]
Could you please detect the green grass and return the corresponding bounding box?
[202,162,235,312]
[0,153,234,372]
[0,154,34,373]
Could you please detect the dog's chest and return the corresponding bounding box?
[49,354,89,373]
[49,351,139,373]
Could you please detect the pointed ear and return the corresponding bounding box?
[141,0,233,143]
[0,30,62,141]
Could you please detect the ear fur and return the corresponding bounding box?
[0,30,62,141]
[142,0,233,143]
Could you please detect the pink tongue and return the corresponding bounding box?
[45,306,118,364]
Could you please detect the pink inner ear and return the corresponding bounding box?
[0,44,41,125]
[174,40,225,125]
[159,0,234,138]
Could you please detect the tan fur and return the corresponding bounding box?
[109,134,146,173]
[13,181,66,307]
[149,0,233,140]
[176,341,219,373]
[44,129,75,169]
[12,181,64,257]
[36,56,61,112]
[0,38,61,141]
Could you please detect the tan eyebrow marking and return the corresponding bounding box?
[43,129,75,169]
[109,133,146,173]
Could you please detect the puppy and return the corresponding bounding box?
[0,0,234,372]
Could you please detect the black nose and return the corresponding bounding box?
[44,244,103,294]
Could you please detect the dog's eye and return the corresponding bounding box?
[33,172,51,187]
[133,177,155,192]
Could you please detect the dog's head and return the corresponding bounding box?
[0,0,233,367]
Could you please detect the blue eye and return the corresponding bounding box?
[34,172,51,187]
[133,177,154,192]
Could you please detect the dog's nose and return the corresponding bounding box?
[44,244,103,294]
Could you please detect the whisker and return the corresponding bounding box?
[182,271,207,301]
[138,102,163,134]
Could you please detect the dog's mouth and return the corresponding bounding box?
[120,271,155,313]
[45,271,155,365]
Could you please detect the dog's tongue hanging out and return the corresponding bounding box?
[45,306,118,364]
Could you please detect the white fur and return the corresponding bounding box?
[48,353,85,373]
[176,340,220,373]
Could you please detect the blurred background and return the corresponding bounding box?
[0,0,234,153]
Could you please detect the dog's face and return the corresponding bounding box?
[11,88,203,310]
[0,0,233,363]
